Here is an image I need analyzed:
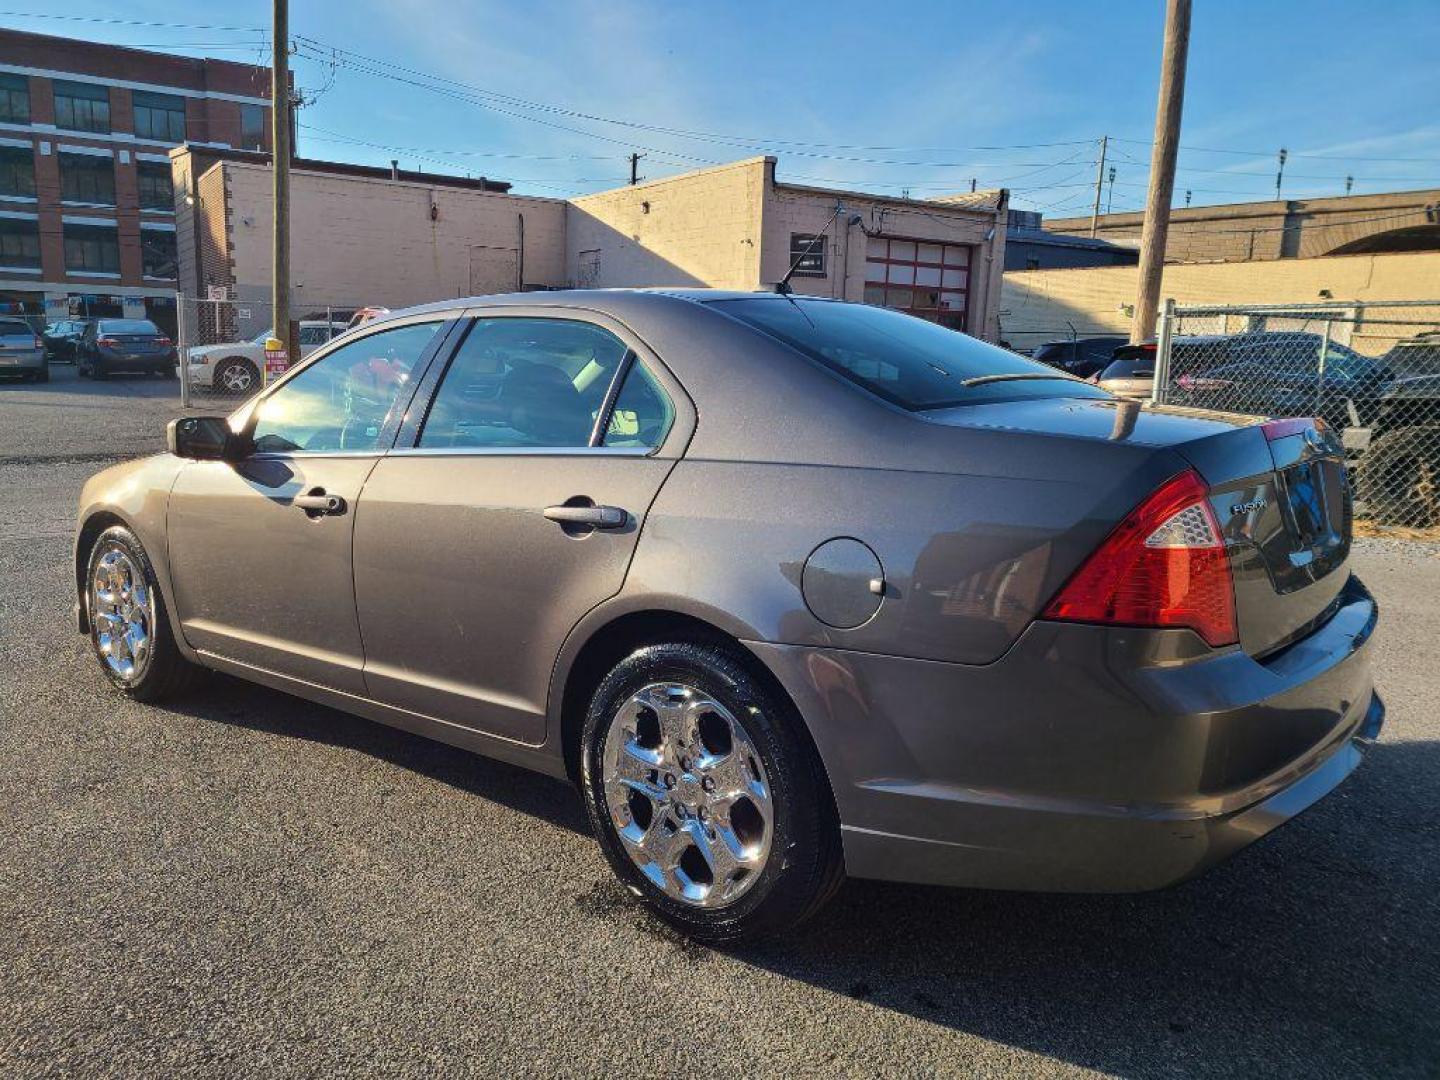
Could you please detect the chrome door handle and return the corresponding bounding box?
[293,491,347,516]
[543,504,627,529]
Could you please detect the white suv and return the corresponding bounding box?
[184,321,347,394]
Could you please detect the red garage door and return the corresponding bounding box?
[863,237,971,330]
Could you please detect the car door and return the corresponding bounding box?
[166,315,452,691]
[352,310,693,744]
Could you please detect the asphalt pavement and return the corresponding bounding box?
[2,365,1437,1077]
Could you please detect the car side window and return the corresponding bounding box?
[418,317,630,449]
[603,361,674,448]
[249,321,442,454]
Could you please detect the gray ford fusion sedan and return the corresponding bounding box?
[74,289,1382,942]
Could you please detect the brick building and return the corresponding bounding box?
[0,29,274,333]
[173,151,1010,343]
[1046,188,1440,265]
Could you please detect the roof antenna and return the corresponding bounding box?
[775,201,844,295]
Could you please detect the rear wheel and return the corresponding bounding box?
[85,525,203,702]
[581,641,843,943]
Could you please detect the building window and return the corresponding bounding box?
[0,217,41,268]
[863,237,971,330]
[63,223,120,274]
[0,147,35,198]
[0,73,28,124]
[788,233,828,277]
[240,103,266,151]
[53,80,111,134]
[136,163,173,210]
[140,228,177,278]
[59,152,115,205]
[132,90,187,143]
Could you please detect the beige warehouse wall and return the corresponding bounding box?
[761,175,1007,340]
[565,159,765,289]
[223,162,568,309]
[1001,253,1440,354]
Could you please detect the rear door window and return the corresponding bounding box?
[418,317,631,449]
[0,318,31,338]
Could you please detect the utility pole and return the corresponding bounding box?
[1089,134,1109,237]
[1345,174,1354,196]
[1185,188,1192,206]
[1106,165,1116,214]
[271,0,293,365]
[628,152,643,185]
[1130,0,1191,344]
[1275,147,1287,201]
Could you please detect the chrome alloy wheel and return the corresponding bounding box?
[90,546,154,683]
[601,682,774,908]
[219,362,255,393]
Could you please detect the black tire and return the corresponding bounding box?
[34,365,48,384]
[1356,425,1440,527]
[77,359,89,378]
[84,525,204,702]
[581,641,844,943]
[91,359,107,381]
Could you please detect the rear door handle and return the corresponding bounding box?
[293,490,347,516]
[543,504,627,529]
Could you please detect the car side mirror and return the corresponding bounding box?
[167,416,237,460]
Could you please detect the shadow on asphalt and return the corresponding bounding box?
[166,671,592,839]
[162,670,1435,1075]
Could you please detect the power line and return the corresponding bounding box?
[1111,134,1440,165]
[0,10,263,32]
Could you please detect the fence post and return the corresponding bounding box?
[175,291,190,409]
[1315,318,1333,418]
[1151,297,1176,405]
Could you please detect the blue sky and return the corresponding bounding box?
[10,2,1440,212]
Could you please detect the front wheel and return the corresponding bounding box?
[85,525,203,701]
[581,641,844,943]
[213,358,259,396]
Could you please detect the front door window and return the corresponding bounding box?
[249,321,442,453]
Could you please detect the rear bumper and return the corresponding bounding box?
[0,351,45,372]
[748,574,1380,893]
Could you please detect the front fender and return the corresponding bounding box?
[74,454,188,649]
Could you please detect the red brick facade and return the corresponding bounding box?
[0,28,273,330]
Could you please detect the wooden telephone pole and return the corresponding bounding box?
[272,0,293,364]
[1088,135,1108,238]
[1130,0,1191,343]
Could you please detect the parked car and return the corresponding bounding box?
[184,321,346,395]
[0,316,46,382]
[77,319,177,380]
[1170,334,1390,433]
[1095,344,1157,400]
[42,319,88,363]
[74,291,1382,942]
[1031,336,1127,378]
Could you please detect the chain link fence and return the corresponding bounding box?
[1152,300,1440,528]
[175,293,366,406]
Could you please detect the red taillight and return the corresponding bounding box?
[33,336,43,349]
[155,336,172,347]
[98,336,120,347]
[1042,469,1238,647]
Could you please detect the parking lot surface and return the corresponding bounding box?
[2,368,1438,1077]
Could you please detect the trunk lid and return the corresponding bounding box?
[923,398,1352,656]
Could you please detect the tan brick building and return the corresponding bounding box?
[175,152,1010,342]
[1046,189,1440,265]
[0,29,274,333]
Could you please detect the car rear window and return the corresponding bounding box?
[708,298,1108,410]
[0,318,32,337]
[98,319,160,335]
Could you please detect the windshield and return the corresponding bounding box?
[1101,357,1155,380]
[708,298,1108,410]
